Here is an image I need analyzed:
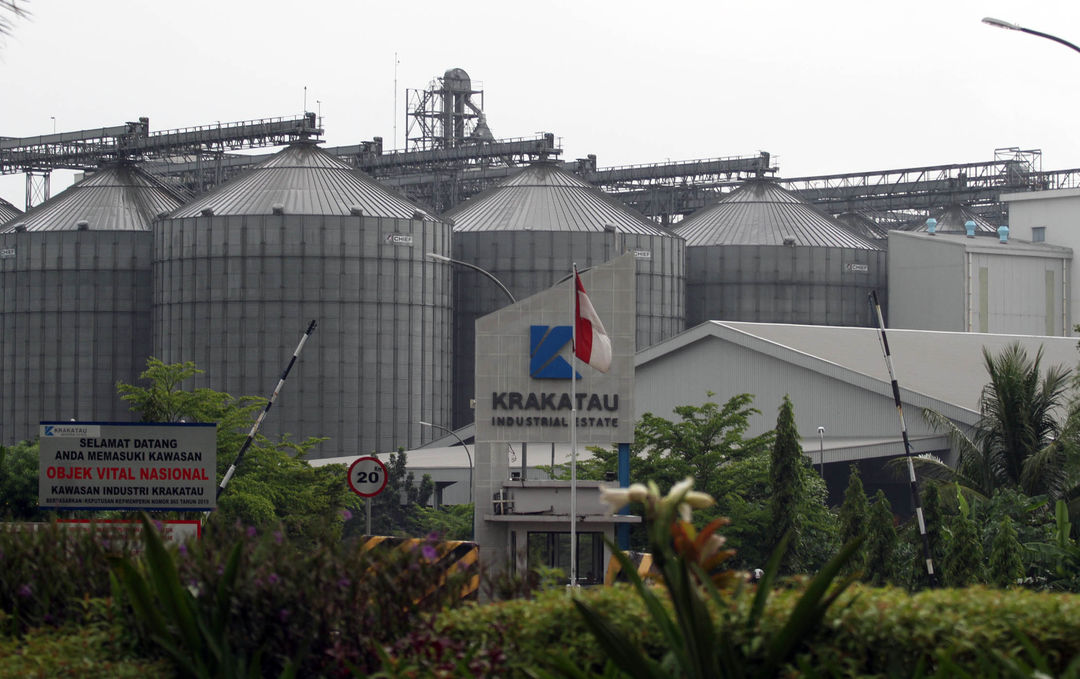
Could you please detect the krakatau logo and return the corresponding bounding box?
[529,325,579,380]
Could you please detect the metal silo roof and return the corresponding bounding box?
[672,179,880,249]
[0,163,185,233]
[445,161,672,236]
[0,198,21,227]
[904,204,998,233]
[835,211,889,241]
[171,142,436,219]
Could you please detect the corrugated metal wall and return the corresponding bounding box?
[969,251,1069,336]
[452,230,684,428]
[685,245,887,327]
[154,214,452,457]
[0,231,152,444]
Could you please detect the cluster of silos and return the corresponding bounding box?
[154,141,452,456]
[674,179,886,327]
[444,161,685,427]
[0,163,185,445]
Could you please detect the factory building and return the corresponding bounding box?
[1003,188,1080,335]
[888,229,1071,336]
[675,179,886,327]
[0,163,185,444]
[155,141,453,457]
[444,161,685,428]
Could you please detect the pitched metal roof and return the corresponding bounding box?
[171,142,436,220]
[637,320,1079,423]
[835,211,889,241]
[0,163,185,233]
[445,161,672,236]
[672,179,880,249]
[904,204,998,234]
[0,198,21,226]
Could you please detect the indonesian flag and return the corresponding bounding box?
[574,271,612,373]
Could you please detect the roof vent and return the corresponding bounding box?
[782,236,796,246]
[271,203,285,215]
[348,205,363,217]
[200,208,215,217]
[13,224,26,232]
[412,210,426,221]
[965,220,976,238]
[76,220,89,231]
[603,224,617,233]
[998,225,1009,244]
[926,217,937,235]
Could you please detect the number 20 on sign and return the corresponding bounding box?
[348,456,388,498]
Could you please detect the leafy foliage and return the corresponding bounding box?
[917,343,1075,501]
[0,441,42,520]
[943,491,986,587]
[863,489,897,585]
[767,396,804,573]
[988,515,1025,588]
[837,465,869,575]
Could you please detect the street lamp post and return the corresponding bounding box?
[817,426,825,476]
[426,252,516,304]
[982,17,1080,55]
[418,420,474,540]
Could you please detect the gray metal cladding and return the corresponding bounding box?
[171,143,436,220]
[0,198,21,227]
[153,213,453,458]
[446,162,672,236]
[684,244,887,327]
[835,212,889,241]
[450,230,684,427]
[673,180,880,249]
[0,164,185,233]
[0,230,153,445]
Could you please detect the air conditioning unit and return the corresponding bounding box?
[492,489,513,515]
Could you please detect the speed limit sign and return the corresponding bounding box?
[347,456,388,497]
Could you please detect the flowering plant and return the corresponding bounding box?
[553,478,861,678]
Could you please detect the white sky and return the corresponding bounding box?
[3,0,1080,208]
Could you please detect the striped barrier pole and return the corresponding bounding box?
[216,320,317,500]
[868,292,937,586]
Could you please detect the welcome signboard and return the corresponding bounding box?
[38,422,217,511]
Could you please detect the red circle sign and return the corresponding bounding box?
[347,456,389,498]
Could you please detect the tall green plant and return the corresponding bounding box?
[864,490,897,586]
[838,465,869,574]
[988,515,1025,588]
[768,396,804,574]
[547,478,860,679]
[943,490,985,587]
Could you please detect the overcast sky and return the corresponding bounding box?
[3,0,1080,209]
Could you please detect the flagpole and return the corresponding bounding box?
[569,263,578,587]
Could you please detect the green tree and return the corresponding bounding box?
[118,358,349,541]
[838,465,869,575]
[988,515,1025,588]
[918,343,1074,500]
[348,449,436,538]
[0,440,43,520]
[864,490,897,585]
[943,492,985,587]
[768,396,804,573]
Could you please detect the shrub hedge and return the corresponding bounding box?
[435,582,1080,677]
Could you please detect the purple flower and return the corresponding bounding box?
[273,531,283,545]
[178,543,188,556]
[17,584,32,598]
[337,577,351,589]
[341,509,353,521]
[278,608,290,623]
[246,526,257,539]
[426,531,440,542]
[268,573,280,586]
[421,544,438,560]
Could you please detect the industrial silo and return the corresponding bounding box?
[444,161,685,428]
[904,203,998,234]
[156,141,451,457]
[0,163,184,445]
[0,197,21,226]
[835,211,889,242]
[675,178,886,328]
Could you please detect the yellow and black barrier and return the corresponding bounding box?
[360,536,480,600]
